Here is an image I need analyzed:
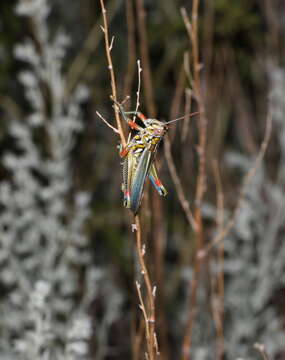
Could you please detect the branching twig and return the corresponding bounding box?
[65,0,120,97]
[98,5,157,359]
[181,3,208,358]
[134,3,163,357]
[123,0,137,98]
[164,135,197,230]
[168,63,186,143]
[181,88,192,143]
[136,281,150,340]
[134,215,157,360]
[99,0,126,146]
[96,111,120,134]
[254,343,271,360]
[170,64,186,120]
[134,60,142,121]
[201,109,272,256]
[99,3,159,359]
[135,0,156,117]
[181,6,207,207]
[133,59,158,359]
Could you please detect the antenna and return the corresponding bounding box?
[164,111,199,125]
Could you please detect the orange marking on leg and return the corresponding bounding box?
[155,179,162,187]
[124,190,131,200]
[128,121,139,130]
[138,112,146,121]
[120,147,129,157]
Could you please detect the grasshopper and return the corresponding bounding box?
[115,100,193,215]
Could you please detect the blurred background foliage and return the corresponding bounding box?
[0,0,285,359]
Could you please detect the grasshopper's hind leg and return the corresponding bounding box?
[149,164,167,196]
[122,154,134,208]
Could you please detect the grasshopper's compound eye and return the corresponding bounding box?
[154,128,164,135]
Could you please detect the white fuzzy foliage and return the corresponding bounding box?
[0,1,97,359]
[0,2,124,359]
[222,67,285,359]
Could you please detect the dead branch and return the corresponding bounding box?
[99,0,126,146]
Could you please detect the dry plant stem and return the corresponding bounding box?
[254,343,271,360]
[181,2,208,359]
[212,160,225,360]
[151,190,168,358]
[65,0,120,97]
[181,89,192,143]
[134,60,142,121]
[170,64,186,120]
[152,195,169,360]
[164,135,196,230]
[135,215,157,360]
[134,4,167,357]
[96,111,120,134]
[132,53,159,360]
[183,52,193,89]
[123,0,137,99]
[203,0,215,85]
[182,5,207,207]
[168,64,186,142]
[99,3,155,359]
[135,0,156,117]
[100,0,126,146]
[204,109,272,254]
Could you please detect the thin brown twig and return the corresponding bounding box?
[95,111,120,134]
[123,0,137,99]
[65,0,120,97]
[135,0,156,117]
[132,54,157,360]
[181,3,208,358]
[201,109,272,255]
[168,63,186,142]
[181,6,207,207]
[131,59,153,360]
[98,5,156,359]
[183,52,194,90]
[164,135,197,230]
[254,343,271,360]
[181,88,192,143]
[134,215,157,360]
[134,60,142,121]
[136,281,150,340]
[133,3,165,357]
[99,0,126,147]
[170,64,186,120]
[202,0,215,86]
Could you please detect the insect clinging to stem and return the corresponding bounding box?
[114,99,198,215]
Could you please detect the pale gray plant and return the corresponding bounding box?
[222,67,285,359]
[0,0,94,358]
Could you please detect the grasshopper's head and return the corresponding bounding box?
[144,119,168,138]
